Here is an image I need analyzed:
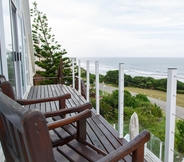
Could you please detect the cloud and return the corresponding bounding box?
[29,0,184,57]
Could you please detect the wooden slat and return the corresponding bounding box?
[47,85,57,112]
[57,140,104,162]
[40,85,46,112]
[91,109,126,144]
[87,116,115,153]
[67,140,104,161]
[53,147,70,162]
[46,115,77,148]
[57,144,88,162]
[34,85,41,110]
[43,85,53,112]
[91,113,122,148]
[54,84,73,108]
[86,122,107,152]
[61,85,85,106]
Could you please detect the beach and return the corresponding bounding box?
[77,57,184,82]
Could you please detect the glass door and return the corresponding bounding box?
[0,41,2,73]
[9,1,23,98]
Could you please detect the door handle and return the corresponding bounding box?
[12,51,16,61]
[17,52,19,61]
[17,52,22,61]
[19,52,22,61]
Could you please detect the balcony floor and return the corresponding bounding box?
[25,84,145,161]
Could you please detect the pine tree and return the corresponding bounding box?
[30,2,73,85]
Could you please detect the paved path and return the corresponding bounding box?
[99,84,184,119]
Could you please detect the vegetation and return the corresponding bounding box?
[103,70,184,93]
[176,120,184,154]
[31,2,73,85]
[91,89,184,155]
[84,68,184,155]
[91,90,164,139]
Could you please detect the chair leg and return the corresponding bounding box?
[132,145,144,162]
[77,118,86,141]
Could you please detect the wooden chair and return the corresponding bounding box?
[0,92,150,162]
[0,80,93,147]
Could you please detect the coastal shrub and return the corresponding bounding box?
[91,88,165,142]
[124,74,133,86]
[177,90,184,94]
[154,87,166,92]
[153,79,167,90]
[146,81,153,88]
[104,70,118,86]
[91,97,116,122]
[81,67,86,78]
[135,94,150,102]
[99,74,105,83]
[177,80,184,90]
[151,104,163,118]
[101,94,118,109]
[124,91,138,108]
[90,73,95,84]
[137,110,159,128]
[102,69,184,92]
[124,107,135,121]
[176,120,184,154]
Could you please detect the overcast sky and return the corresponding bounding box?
[29,0,184,58]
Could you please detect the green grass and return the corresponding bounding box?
[125,87,184,108]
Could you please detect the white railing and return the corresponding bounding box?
[78,60,81,95]
[75,59,183,161]
[86,61,90,102]
[118,63,124,138]
[95,61,100,115]
[164,68,177,162]
[72,58,75,89]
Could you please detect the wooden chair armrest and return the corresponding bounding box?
[47,109,91,130]
[16,93,71,109]
[44,102,92,118]
[97,130,150,162]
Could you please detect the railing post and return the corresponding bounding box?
[118,63,124,138]
[144,143,147,156]
[78,60,81,95]
[164,68,177,162]
[95,61,99,115]
[159,141,162,160]
[72,58,75,89]
[86,61,90,102]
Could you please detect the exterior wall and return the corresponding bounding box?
[22,0,35,77]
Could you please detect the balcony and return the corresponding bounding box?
[0,58,184,161]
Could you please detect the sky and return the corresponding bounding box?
[29,0,184,58]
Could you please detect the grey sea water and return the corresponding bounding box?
[77,57,184,81]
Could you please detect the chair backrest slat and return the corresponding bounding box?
[0,92,55,162]
[0,81,16,100]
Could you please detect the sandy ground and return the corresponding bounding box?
[99,84,184,119]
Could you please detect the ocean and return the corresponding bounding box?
[76,57,184,82]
